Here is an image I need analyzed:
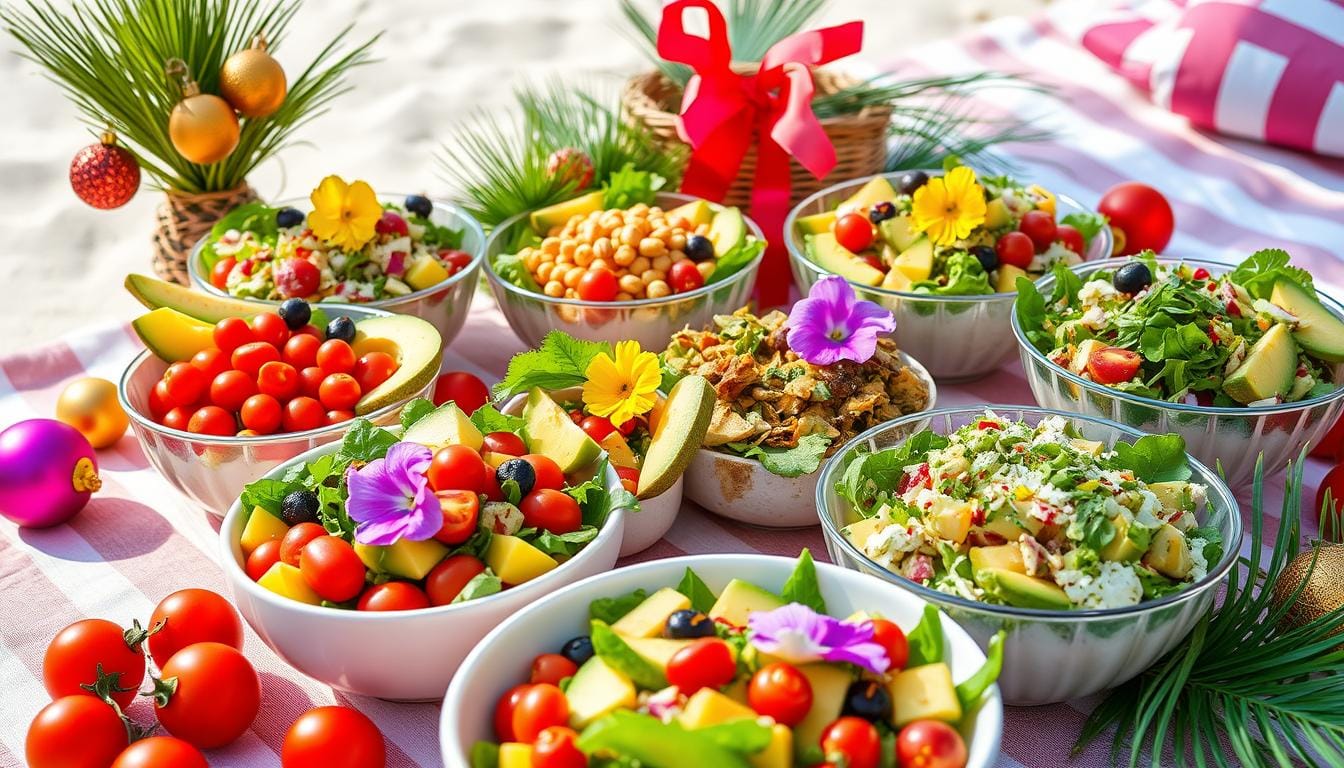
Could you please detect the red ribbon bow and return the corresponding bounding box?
[657,0,863,307]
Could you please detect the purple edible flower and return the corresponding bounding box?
[748,603,889,674]
[345,441,440,546]
[786,275,896,366]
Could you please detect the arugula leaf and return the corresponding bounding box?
[399,398,437,432]
[529,526,600,557]
[1060,211,1107,248]
[239,479,293,516]
[591,620,668,689]
[1110,434,1192,483]
[452,569,503,603]
[602,163,664,210]
[469,741,499,768]
[837,430,949,508]
[470,403,525,434]
[779,549,827,613]
[1049,261,1084,306]
[706,237,766,285]
[726,433,831,478]
[1227,248,1313,300]
[590,588,648,624]
[956,630,1005,710]
[568,458,640,528]
[494,331,611,400]
[340,420,399,462]
[904,604,945,667]
[676,567,718,613]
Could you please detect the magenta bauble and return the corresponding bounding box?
[0,419,101,528]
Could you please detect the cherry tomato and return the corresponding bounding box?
[577,268,619,302]
[283,333,321,370]
[354,352,398,392]
[1055,224,1085,256]
[162,406,192,431]
[299,366,326,399]
[569,409,584,425]
[240,393,283,434]
[147,380,173,419]
[820,717,881,768]
[275,258,321,298]
[667,259,704,294]
[316,339,356,376]
[250,312,291,349]
[1097,181,1174,256]
[1086,345,1142,385]
[995,231,1035,269]
[295,323,322,338]
[282,706,386,768]
[748,662,813,726]
[357,582,430,612]
[112,736,208,768]
[579,415,615,443]
[232,341,281,378]
[162,362,207,407]
[213,316,255,354]
[257,361,302,401]
[210,369,258,411]
[189,348,230,380]
[43,618,146,708]
[211,257,236,290]
[483,431,527,456]
[300,535,367,602]
[511,683,569,743]
[26,695,128,768]
[1017,210,1057,252]
[283,396,326,432]
[325,409,355,426]
[154,642,261,749]
[835,213,875,253]
[147,589,244,668]
[869,618,909,672]
[520,489,581,535]
[1311,416,1344,461]
[433,371,490,413]
[426,554,487,606]
[280,522,328,566]
[665,638,735,694]
[862,253,885,273]
[533,725,587,768]
[430,489,480,546]
[188,405,235,436]
[896,720,968,768]
[246,539,282,581]
[440,249,474,272]
[318,373,362,410]
[530,654,579,686]
[521,454,564,492]
[616,417,639,437]
[1316,463,1344,522]
[427,444,490,494]
[376,211,409,236]
[494,684,532,741]
[615,465,639,495]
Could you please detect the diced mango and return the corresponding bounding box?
[969,543,1026,575]
[928,498,972,543]
[750,724,793,768]
[623,636,694,673]
[566,657,637,729]
[708,579,784,628]
[240,506,289,556]
[257,562,321,605]
[889,663,963,726]
[842,516,886,548]
[1143,524,1192,579]
[485,535,557,585]
[498,742,533,768]
[793,664,853,759]
[612,588,690,638]
[600,431,640,469]
[481,451,513,469]
[403,256,450,291]
[679,688,758,728]
[354,537,448,581]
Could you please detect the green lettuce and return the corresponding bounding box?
[725,433,831,478]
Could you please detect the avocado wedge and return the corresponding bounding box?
[126,273,269,322]
[348,315,444,415]
[1270,279,1344,363]
[636,375,714,499]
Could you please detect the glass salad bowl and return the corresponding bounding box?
[816,406,1241,705]
[483,193,764,350]
[1012,257,1344,489]
[785,172,1112,382]
[187,194,486,352]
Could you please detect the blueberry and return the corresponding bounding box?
[278,298,312,330]
[275,207,305,229]
[1112,261,1153,294]
[898,171,930,195]
[842,679,893,722]
[280,490,320,526]
[970,245,998,273]
[496,459,537,499]
[868,201,897,224]
[325,315,356,343]
[561,635,595,666]
[404,194,433,218]
[664,609,716,639]
[684,234,715,263]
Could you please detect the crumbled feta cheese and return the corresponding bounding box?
[1188,537,1209,582]
[1058,562,1142,609]
[863,521,924,568]
[1077,279,1120,308]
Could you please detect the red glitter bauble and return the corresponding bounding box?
[69,133,140,210]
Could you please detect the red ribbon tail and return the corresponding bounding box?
[751,133,793,310]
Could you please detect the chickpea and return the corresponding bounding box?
[629,203,649,217]
[574,243,594,267]
[651,254,672,273]
[559,240,577,260]
[649,206,664,217]
[616,291,635,301]
[536,262,554,282]
[544,280,565,298]
[523,250,541,272]
[669,233,687,251]
[650,226,672,241]
[646,279,671,299]
[669,250,687,262]
[613,245,637,267]
[593,238,613,261]
[619,274,644,295]
[617,225,638,246]
[563,266,586,288]
[589,258,612,273]
[630,256,651,275]
[696,261,716,280]
[639,237,667,258]
[555,249,573,266]
[541,237,561,256]
[640,269,666,284]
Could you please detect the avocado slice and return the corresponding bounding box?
[348,315,443,415]
[623,636,695,673]
[792,664,853,761]
[637,375,714,499]
[892,238,934,281]
[565,656,637,729]
[529,190,605,234]
[839,176,898,210]
[611,587,691,638]
[668,199,714,228]
[1099,516,1150,563]
[984,197,1011,229]
[1224,323,1297,404]
[1270,279,1344,362]
[708,578,784,627]
[878,214,921,252]
[523,388,602,473]
[888,662,962,726]
[402,401,483,451]
[809,232,883,286]
[708,207,746,255]
[125,273,270,322]
[977,568,1071,609]
[794,211,836,236]
[131,307,217,363]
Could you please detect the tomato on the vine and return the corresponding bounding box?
[896,719,968,768]
[426,554,487,606]
[433,371,489,414]
[521,454,565,491]
[434,490,480,546]
[748,662,813,726]
[282,706,386,768]
[153,642,261,749]
[427,444,490,494]
[666,638,735,694]
[357,582,430,612]
[147,589,243,668]
[494,684,532,741]
[530,654,579,686]
[995,231,1035,269]
[111,736,208,768]
[533,725,588,768]
[299,536,367,602]
[43,618,147,708]
[520,489,581,534]
[1086,346,1142,385]
[869,618,909,672]
[820,717,881,768]
[482,431,527,456]
[834,213,875,253]
[511,683,569,742]
[26,695,128,768]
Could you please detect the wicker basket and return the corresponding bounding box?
[151,183,258,285]
[621,68,890,209]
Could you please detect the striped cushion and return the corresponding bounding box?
[1075,0,1344,157]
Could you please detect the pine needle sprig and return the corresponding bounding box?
[1074,455,1344,768]
[3,0,377,193]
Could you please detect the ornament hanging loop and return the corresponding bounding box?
[164,57,199,97]
[251,31,269,51]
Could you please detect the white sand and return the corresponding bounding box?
[0,0,1046,351]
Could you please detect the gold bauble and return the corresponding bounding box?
[1271,544,1344,640]
[219,36,287,119]
[169,87,240,165]
[55,377,128,449]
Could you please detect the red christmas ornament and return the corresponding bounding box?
[546,147,594,191]
[69,130,140,209]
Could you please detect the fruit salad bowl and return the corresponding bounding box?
[118,304,434,514]
[785,171,1112,382]
[483,193,764,350]
[817,406,1241,705]
[219,441,629,702]
[1012,257,1344,488]
[186,194,486,351]
[440,554,1003,767]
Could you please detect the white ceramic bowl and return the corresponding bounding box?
[440,554,1003,767]
[684,350,938,528]
[502,387,680,555]
[219,443,628,701]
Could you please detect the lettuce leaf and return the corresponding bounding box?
[470,403,525,434]
[494,331,611,400]
[1227,248,1314,300]
[1060,211,1107,249]
[912,252,992,295]
[589,588,648,624]
[451,569,503,603]
[1014,275,1054,352]
[904,604,944,667]
[676,567,717,613]
[725,433,831,478]
[707,237,766,285]
[602,163,664,210]
[780,549,826,613]
[1109,434,1192,483]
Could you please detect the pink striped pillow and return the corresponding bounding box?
[1078,0,1344,158]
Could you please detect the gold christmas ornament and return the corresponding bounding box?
[1271,543,1344,640]
[55,377,129,449]
[219,33,287,119]
[166,58,240,165]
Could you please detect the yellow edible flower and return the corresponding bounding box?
[1014,485,1034,501]
[582,341,661,427]
[911,166,987,247]
[307,175,382,252]
[1077,479,1101,492]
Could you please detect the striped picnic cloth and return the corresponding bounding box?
[2,11,1342,768]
